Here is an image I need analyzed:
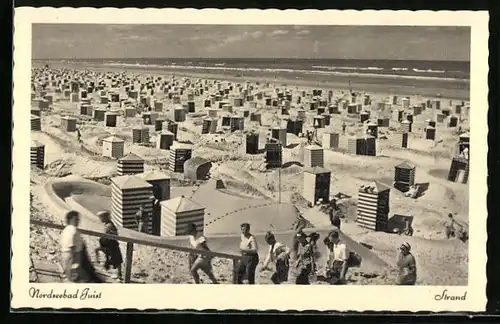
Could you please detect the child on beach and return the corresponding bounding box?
[135,204,148,233]
[261,231,291,284]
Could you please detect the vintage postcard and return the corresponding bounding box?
[12,8,488,311]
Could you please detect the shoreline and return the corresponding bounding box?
[33,61,470,101]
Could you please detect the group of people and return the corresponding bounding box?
[58,202,161,283]
[185,220,353,285]
[185,218,417,286]
[60,210,121,283]
[59,209,418,285]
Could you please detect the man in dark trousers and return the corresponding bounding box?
[236,223,259,284]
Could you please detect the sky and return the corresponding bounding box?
[32,24,470,61]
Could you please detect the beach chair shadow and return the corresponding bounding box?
[360,242,373,250]
[282,161,304,168]
[387,214,414,234]
[286,143,300,149]
[414,182,430,198]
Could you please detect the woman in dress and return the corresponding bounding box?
[294,232,315,285]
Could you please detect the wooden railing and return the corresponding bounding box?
[30,219,244,283]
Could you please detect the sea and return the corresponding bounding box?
[42,58,470,82]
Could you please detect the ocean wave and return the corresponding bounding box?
[63,60,468,82]
[392,67,408,71]
[413,68,445,73]
[312,65,384,71]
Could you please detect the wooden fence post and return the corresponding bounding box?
[232,259,238,284]
[124,242,134,283]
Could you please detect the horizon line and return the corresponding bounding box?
[32,57,471,63]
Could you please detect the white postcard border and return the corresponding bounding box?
[12,8,489,311]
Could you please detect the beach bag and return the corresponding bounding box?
[347,251,362,268]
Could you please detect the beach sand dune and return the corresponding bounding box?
[29,63,469,285]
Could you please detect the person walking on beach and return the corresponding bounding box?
[94,211,123,280]
[151,195,161,235]
[396,242,417,285]
[445,213,456,239]
[236,223,259,284]
[323,230,350,285]
[60,210,103,283]
[291,218,307,261]
[76,127,82,143]
[187,223,219,284]
[462,147,469,160]
[294,232,315,285]
[306,130,313,144]
[329,204,342,230]
[308,232,321,274]
[261,231,291,284]
[135,204,148,233]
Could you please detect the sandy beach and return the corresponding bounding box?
[29,61,470,286]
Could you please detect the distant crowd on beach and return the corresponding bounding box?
[59,209,418,285]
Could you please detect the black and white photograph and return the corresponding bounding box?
[12,9,488,311]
